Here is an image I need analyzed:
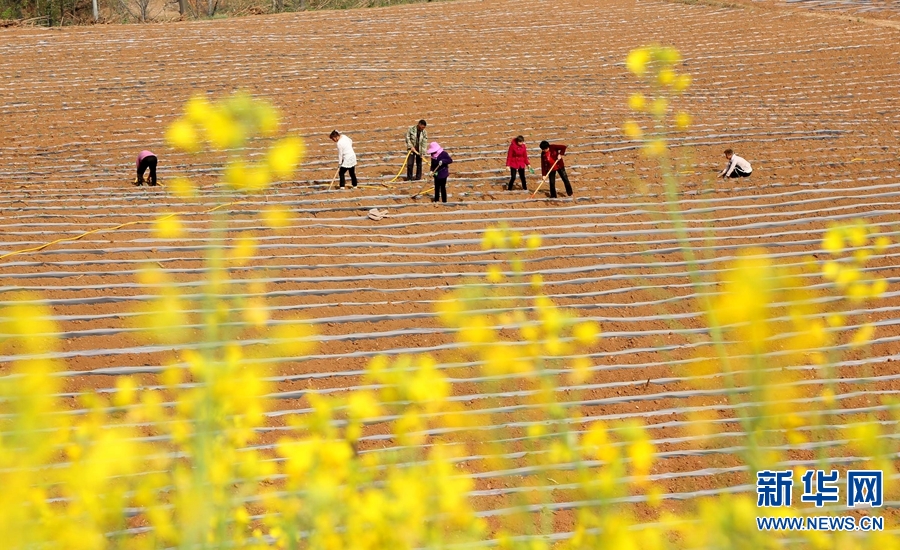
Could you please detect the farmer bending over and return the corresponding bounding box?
[134,150,158,186]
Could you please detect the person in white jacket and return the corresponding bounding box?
[330,130,358,188]
[719,148,752,178]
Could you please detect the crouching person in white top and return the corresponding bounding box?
[330,130,358,188]
[719,148,752,179]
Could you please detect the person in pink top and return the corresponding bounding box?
[505,135,533,191]
[134,150,158,186]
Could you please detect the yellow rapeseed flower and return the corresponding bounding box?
[262,207,293,230]
[205,109,242,150]
[165,118,200,152]
[853,248,872,264]
[643,140,666,157]
[674,111,692,130]
[161,364,183,387]
[850,323,875,347]
[628,93,646,111]
[834,265,860,289]
[654,46,681,65]
[649,97,668,117]
[270,322,317,358]
[672,73,691,92]
[486,266,503,283]
[168,176,197,199]
[230,234,257,266]
[268,137,305,179]
[153,214,184,240]
[657,68,675,86]
[870,278,888,298]
[628,438,655,477]
[347,391,382,421]
[482,227,505,250]
[821,387,836,407]
[623,120,643,140]
[243,297,269,328]
[458,315,495,344]
[573,321,601,345]
[626,48,650,75]
[846,224,868,248]
[256,101,280,136]
[395,409,426,447]
[569,356,593,385]
[847,282,870,303]
[526,234,542,249]
[113,376,137,408]
[184,95,213,123]
[822,226,844,254]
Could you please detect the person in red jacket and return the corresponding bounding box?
[505,135,532,191]
[539,140,572,198]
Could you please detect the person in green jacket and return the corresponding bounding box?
[405,119,428,181]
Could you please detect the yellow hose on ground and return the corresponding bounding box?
[0,201,246,261]
[387,149,415,184]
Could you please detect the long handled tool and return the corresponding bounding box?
[327,167,340,190]
[411,160,445,199]
[410,180,433,199]
[530,157,560,199]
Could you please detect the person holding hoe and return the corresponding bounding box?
[405,119,428,181]
[330,130,358,189]
[134,149,158,186]
[506,135,533,191]
[539,140,572,198]
[427,141,453,203]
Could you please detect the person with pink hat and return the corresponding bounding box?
[426,141,453,203]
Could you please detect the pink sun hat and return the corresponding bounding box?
[426,142,443,157]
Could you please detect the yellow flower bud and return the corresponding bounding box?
[850,323,875,347]
[873,235,890,253]
[623,121,643,140]
[168,176,197,199]
[626,47,650,76]
[643,139,666,157]
[165,118,200,152]
[822,227,844,254]
[154,214,184,240]
[263,207,293,229]
[655,46,681,65]
[649,97,668,117]
[657,68,675,86]
[870,278,888,298]
[672,73,692,92]
[268,136,305,179]
[628,93,646,111]
[184,95,213,123]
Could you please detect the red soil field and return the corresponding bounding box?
[1,0,899,534]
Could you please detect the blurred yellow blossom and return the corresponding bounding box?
[153,214,184,240]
